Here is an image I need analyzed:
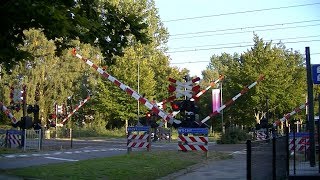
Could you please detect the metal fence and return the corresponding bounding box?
[247,136,289,180]
[23,129,41,151]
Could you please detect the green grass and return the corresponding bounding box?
[0,147,23,154]
[1,150,232,180]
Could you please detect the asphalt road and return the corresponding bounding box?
[0,138,246,170]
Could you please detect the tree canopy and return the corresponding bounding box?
[0,0,150,69]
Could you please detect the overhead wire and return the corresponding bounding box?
[170,35,320,50]
[171,19,320,37]
[167,39,320,53]
[170,23,320,40]
[170,52,320,65]
[163,2,320,22]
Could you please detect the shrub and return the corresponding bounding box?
[218,128,249,144]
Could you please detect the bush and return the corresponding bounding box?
[218,128,249,144]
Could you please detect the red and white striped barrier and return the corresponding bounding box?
[289,137,310,152]
[0,102,18,124]
[191,75,224,101]
[127,126,151,153]
[72,49,180,125]
[7,134,21,146]
[273,103,308,126]
[127,134,150,148]
[178,135,208,152]
[61,96,91,124]
[256,130,268,141]
[198,75,265,126]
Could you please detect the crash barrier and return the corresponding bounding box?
[127,126,151,154]
[23,129,41,151]
[247,136,288,180]
[6,130,22,148]
[177,128,209,157]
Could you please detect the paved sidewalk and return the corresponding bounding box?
[159,152,246,180]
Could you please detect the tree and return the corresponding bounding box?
[0,0,150,70]
[202,34,306,128]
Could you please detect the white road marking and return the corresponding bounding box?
[45,157,78,162]
[4,155,15,158]
[64,152,73,154]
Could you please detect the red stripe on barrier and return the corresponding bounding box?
[126,88,134,96]
[199,145,208,152]
[92,64,99,70]
[114,80,121,87]
[179,135,186,142]
[199,137,208,143]
[189,145,197,151]
[138,142,145,147]
[139,98,146,104]
[189,137,196,142]
[102,72,109,78]
[178,145,187,151]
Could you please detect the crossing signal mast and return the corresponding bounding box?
[169,75,200,128]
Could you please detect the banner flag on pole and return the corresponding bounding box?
[212,89,221,113]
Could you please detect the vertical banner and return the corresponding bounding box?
[212,89,221,113]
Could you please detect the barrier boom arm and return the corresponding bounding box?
[273,103,308,126]
[0,102,18,124]
[72,49,180,125]
[61,96,91,124]
[199,75,265,125]
[191,75,224,101]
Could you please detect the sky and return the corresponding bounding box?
[154,0,320,78]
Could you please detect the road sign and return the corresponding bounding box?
[312,64,320,84]
[178,128,208,134]
[127,126,150,132]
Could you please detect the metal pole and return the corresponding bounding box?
[272,137,276,180]
[70,128,73,149]
[318,94,320,173]
[293,127,296,175]
[305,46,316,167]
[266,96,269,140]
[246,140,251,180]
[286,125,289,177]
[221,82,224,134]
[137,59,140,123]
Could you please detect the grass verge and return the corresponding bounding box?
[1,150,232,180]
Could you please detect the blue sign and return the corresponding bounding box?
[7,130,23,135]
[127,126,150,132]
[312,64,320,84]
[178,128,208,134]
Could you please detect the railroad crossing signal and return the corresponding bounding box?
[168,77,200,99]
